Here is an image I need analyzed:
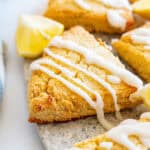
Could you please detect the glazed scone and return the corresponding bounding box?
[74,112,150,150]
[28,26,143,126]
[132,0,150,19]
[112,23,150,82]
[44,0,135,33]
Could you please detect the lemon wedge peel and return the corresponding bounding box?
[16,15,64,58]
[130,84,150,109]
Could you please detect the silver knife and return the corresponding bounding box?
[0,41,6,101]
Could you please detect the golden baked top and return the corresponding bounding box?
[29,26,143,128]
[74,112,150,150]
[44,0,135,33]
[117,23,150,56]
[112,22,150,82]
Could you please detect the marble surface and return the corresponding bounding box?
[0,0,47,149]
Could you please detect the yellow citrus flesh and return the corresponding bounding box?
[16,15,64,58]
[130,84,150,109]
[132,0,150,19]
[143,85,150,109]
[138,84,150,109]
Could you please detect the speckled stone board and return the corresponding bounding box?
[24,33,148,150]
[37,107,147,150]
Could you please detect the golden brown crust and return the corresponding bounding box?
[75,135,128,150]
[75,134,146,150]
[28,26,142,124]
[75,119,149,150]
[112,24,150,82]
[29,114,97,124]
[44,0,135,33]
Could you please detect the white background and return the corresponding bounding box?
[0,0,48,149]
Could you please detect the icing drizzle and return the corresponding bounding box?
[126,27,150,51]
[74,0,131,30]
[31,58,112,129]
[106,10,126,31]
[140,112,150,119]
[99,0,131,9]
[74,0,131,9]
[30,35,143,130]
[106,119,150,150]
[74,0,91,10]
[50,36,143,88]
[100,142,113,150]
[107,75,121,84]
[44,48,120,119]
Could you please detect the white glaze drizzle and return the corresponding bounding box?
[74,0,91,10]
[140,112,150,119]
[120,119,138,125]
[31,58,112,129]
[44,48,120,119]
[74,0,131,10]
[127,28,150,50]
[99,0,131,9]
[100,142,113,150]
[144,45,150,50]
[31,64,96,108]
[50,36,143,88]
[107,75,121,84]
[106,10,126,30]
[29,30,150,149]
[69,148,81,150]
[131,35,150,45]
[106,120,150,150]
[74,0,130,30]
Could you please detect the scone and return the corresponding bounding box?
[132,0,150,19]
[44,0,135,33]
[28,26,143,126]
[112,23,150,82]
[74,112,150,150]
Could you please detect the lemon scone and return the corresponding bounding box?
[132,0,150,19]
[74,112,150,150]
[28,26,143,127]
[112,23,150,82]
[44,0,135,33]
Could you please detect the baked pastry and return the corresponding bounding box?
[73,112,150,150]
[44,0,135,33]
[28,26,143,128]
[112,23,150,82]
[132,0,150,20]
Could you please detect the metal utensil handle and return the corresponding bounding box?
[0,41,6,101]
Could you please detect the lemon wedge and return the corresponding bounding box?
[16,15,64,58]
[132,0,150,19]
[130,84,150,109]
